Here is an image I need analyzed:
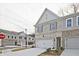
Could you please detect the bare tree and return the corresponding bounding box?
[58,3,79,16]
[70,3,79,13]
[58,8,64,16]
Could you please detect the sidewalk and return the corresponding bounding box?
[0,48,46,56]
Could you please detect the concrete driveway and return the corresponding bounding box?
[61,49,79,56]
[0,48,46,56]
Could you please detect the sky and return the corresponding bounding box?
[0,3,68,34]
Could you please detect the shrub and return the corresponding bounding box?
[12,48,26,52]
[32,46,35,48]
[47,48,51,52]
[60,47,64,50]
[53,47,55,49]
[54,49,58,52]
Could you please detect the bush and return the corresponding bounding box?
[53,47,55,49]
[60,47,64,50]
[54,49,58,52]
[47,48,51,52]
[32,46,35,48]
[12,48,26,52]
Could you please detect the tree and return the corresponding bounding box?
[70,3,79,14]
[58,3,79,16]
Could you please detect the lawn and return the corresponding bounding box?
[39,49,64,56]
[0,48,5,54]
[12,47,27,52]
[0,50,2,54]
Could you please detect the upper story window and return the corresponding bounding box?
[19,36,22,39]
[15,37,16,39]
[24,37,27,40]
[12,36,13,39]
[76,16,79,26]
[50,22,57,30]
[29,38,31,40]
[8,36,9,38]
[66,18,73,28]
[37,24,43,32]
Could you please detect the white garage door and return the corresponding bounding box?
[66,37,79,49]
[36,40,53,49]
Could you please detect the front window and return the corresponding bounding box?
[66,18,73,27]
[50,22,57,30]
[19,36,22,39]
[37,24,43,32]
[8,36,9,38]
[12,36,13,39]
[15,37,16,39]
[29,38,31,40]
[24,37,27,40]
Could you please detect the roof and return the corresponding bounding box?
[18,31,27,35]
[0,29,18,35]
[35,9,79,26]
[34,8,59,26]
[56,12,79,21]
[28,34,35,37]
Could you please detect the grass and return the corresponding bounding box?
[39,49,64,56]
[12,47,27,52]
[0,48,4,50]
[0,50,2,53]
[0,48,5,54]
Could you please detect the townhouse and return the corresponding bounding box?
[34,8,79,49]
[0,29,35,48]
[17,32,35,48]
[0,29,18,46]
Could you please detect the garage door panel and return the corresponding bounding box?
[36,40,53,49]
[66,38,79,49]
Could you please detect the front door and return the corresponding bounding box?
[15,41,17,45]
[56,37,61,49]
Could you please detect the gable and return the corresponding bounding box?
[35,8,59,26]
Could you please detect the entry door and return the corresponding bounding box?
[56,37,61,49]
[15,41,17,45]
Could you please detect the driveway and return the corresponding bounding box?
[61,49,79,56]
[0,48,46,56]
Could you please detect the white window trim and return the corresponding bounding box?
[76,16,79,26]
[66,18,73,28]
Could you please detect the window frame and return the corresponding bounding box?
[66,18,73,28]
[37,24,43,32]
[19,36,22,39]
[12,36,13,39]
[8,36,9,38]
[50,22,57,31]
[76,16,79,26]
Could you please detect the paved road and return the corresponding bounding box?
[61,49,79,56]
[0,48,46,56]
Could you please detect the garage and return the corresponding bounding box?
[36,39,54,49]
[65,37,79,49]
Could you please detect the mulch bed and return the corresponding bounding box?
[39,50,64,56]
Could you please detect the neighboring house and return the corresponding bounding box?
[0,29,18,46]
[17,31,27,47]
[0,29,35,48]
[17,32,35,48]
[34,8,79,49]
[34,8,59,49]
[26,34,35,48]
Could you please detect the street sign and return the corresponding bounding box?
[0,33,5,39]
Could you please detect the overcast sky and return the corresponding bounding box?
[0,3,68,34]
